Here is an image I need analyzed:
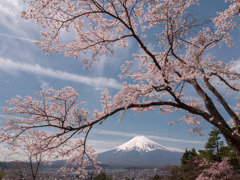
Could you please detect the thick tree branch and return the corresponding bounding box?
[189,79,232,134]
[204,77,240,133]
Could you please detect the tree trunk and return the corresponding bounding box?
[221,130,240,167]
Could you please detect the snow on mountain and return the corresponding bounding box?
[97,136,183,167]
[115,136,168,152]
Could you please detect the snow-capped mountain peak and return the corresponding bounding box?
[115,136,168,152]
[97,136,183,166]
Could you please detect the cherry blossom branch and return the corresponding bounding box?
[93,100,211,127]
[211,72,240,91]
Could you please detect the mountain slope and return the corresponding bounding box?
[115,136,168,152]
[97,136,183,167]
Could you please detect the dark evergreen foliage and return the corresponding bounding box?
[181,148,198,166]
[152,173,161,180]
[168,127,240,179]
[95,172,111,180]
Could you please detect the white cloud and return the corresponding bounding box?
[0,0,42,44]
[0,114,6,119]
[148,135,203,144]
[87,139,122,153]
[0,145,26,162]
[231,59,240,73]
[39,80,50,90]
[0,58,121,89]
[92,128,204,144]
[92,128,139,137]
[0,0,25,33]
[0,0,23,18]
[0,32,35,42]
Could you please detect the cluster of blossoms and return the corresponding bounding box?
[0,0,239,176]
[196,158,237,180]
[1,87,101,176]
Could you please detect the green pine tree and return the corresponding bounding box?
[181,148,198,166]
[199,127,224,162]
[177,127,239,180]
[198,127,239,167]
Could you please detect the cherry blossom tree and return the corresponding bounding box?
[1,87,100,177]
[4,153,43,180]
[196,157,239,180]
[1,0,240,174]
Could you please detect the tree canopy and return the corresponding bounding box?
[1,0,240,176]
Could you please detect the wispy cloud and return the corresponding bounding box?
[0,0,23,18]
[87,139,122,153]
[92,129,204,144]
[0,32,36,42]
[148,135,204,144]
[231,59,240,73]
[93,129,139,137]
[39,80,50,90]
[0,58,121,89]
[0,114,6,119]
[0,145,26,161]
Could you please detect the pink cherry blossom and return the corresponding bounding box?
[196,158,239,180]
[1,0,240,177]
[1,87,101,175]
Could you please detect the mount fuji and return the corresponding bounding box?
[97,136,183,167]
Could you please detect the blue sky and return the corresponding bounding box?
[0,0,238,154]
